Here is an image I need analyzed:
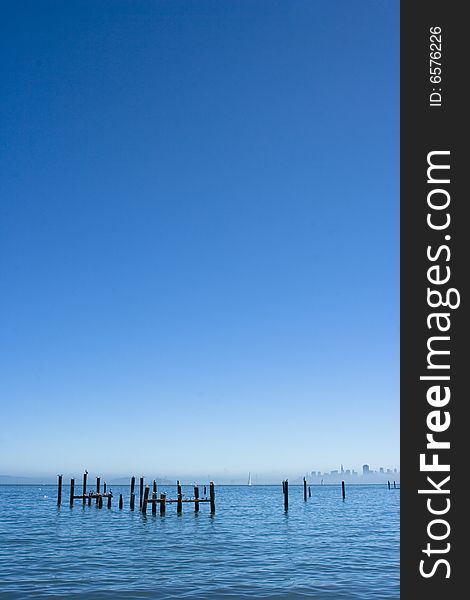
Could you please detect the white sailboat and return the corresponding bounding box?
[247,472,252,486]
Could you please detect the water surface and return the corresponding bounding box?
[0,484,399,599]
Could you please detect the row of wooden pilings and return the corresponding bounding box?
[57,474,216,514]
[282,477,331,511]
[281,477,398,510]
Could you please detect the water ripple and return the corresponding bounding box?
[0,485,399,599]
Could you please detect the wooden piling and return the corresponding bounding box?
[388,480,391,490]
[177,482,183,514]
[308,486,311,498]
[153,480,157,494]
[152,492,157,515]
[210,482,215,513]
[393,481,396,489]
[303,477,307,501]
[103,482,107,494]
[139,477,144,510]
[284,480,288,511]
[96,477,101,505]
[70,478,75,507]
[98,494,103,509]
[130,476,135,508]
[82,472,87,505]
[160,493,166,515]
[130,493,135,511]
[194,486,200,512]
[141,485,149,514]
[204,485,206,495]
[342,480,346,500]
[57,475,62,506]
[107,494,112,509]
[119,494,123,509]
[88,493,92,506]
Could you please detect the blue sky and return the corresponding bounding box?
[0,0,399,479]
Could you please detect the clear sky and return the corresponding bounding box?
[0,0,399,479]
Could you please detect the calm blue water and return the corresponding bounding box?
[0,484,399,599]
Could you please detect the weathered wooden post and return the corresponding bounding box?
[284,480,289,511]
[98,494,103,509]
[119,494,123,509]
[139,477,144,509]
[70,478,75,507]
[141,486,149,514]
[393,481,396,489]
[194,485,200,512]
[153,480,157,494]
[388,480,391,490]
[87,493,92,506]
[308,486,311,498]
[303,477,307,501]
[107,494,112,509]
[209,482,215,513]
[96,477,101,504]
[160,493,166,515]
[130,476,135,508]
[177,481,183,514]
[82,472,87,506]
[342,480,346,500]
[57,475,62,506]
[152,491,157,515]
[204,485,206,495]
[103,482,107,494]
[130,493,135,511]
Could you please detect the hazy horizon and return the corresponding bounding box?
[1,461,400,483]
[1,465,401,485]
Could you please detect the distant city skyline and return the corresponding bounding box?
[0,1,399,475]
[300,463,400,485]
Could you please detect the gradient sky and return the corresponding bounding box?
[0,0,399,479]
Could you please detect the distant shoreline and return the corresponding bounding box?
[0,482,399,487]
